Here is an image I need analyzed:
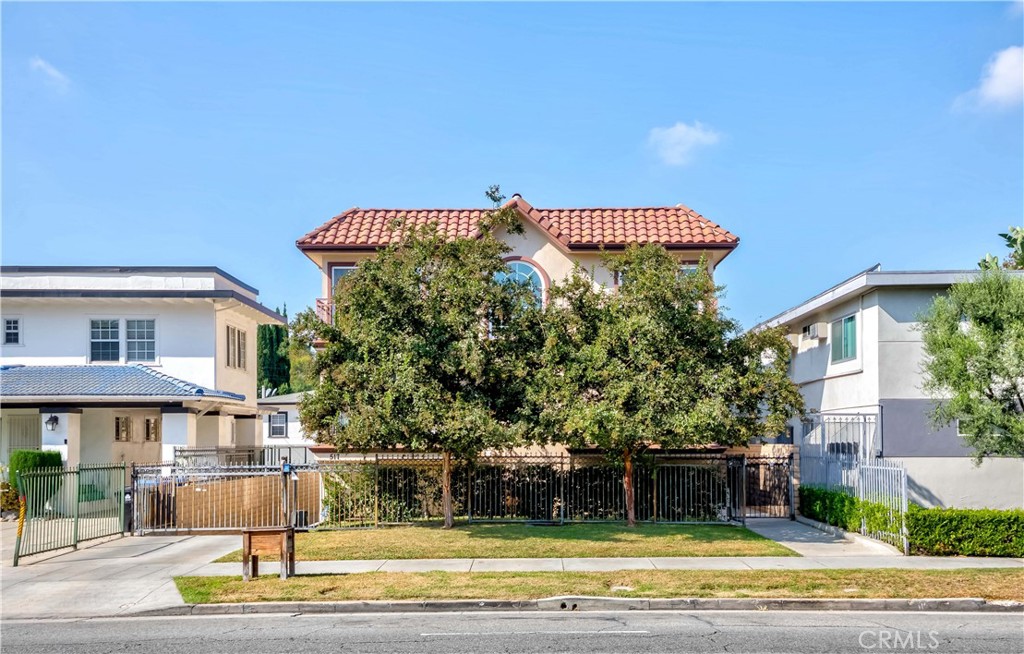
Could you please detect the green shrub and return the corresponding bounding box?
[8,450,63,494]
[906,505,1024,557]
[799,486,860,531]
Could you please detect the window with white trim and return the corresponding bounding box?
[331,265,358,289]
[226,325,247,370]
[495,261,544,305]
[830,314,857,363]
[114,416,132,442]
[269,412,288,438]
[91,319,120,362]
[144,417,161,442]
[126,319,156,362]
[4,318,21,345]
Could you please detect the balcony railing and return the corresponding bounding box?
[315,298,334,323]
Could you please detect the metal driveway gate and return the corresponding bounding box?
[132,461,320,534]
[13,463,126,565]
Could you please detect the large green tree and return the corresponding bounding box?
[921,267,1024,461]
[294,188,542,528]
[529,245,803,526]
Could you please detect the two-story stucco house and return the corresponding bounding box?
[297,194,739,321]
[758,264,1024,510]
[288,194,740,452]
[0,266,285,466]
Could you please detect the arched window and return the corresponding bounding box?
[495,260,545,304]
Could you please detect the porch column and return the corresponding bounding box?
[40,408,81,467]
[161,408,197,463]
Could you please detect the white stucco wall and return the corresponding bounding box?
[0,299,218,390]
[261,406,315,446]
[789,292,880,415]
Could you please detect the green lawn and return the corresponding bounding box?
[215,523,795,561]
[177,569,1024,603]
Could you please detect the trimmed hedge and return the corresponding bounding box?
[8,450,63,494]
[800,485,1024,557]
[906,505,1024,557]
[799,486,860,531]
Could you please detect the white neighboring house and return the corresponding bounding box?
[257,392,315,448]
[0,266,285,466]
[757,265,1024,510]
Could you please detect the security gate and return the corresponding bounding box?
[132,461,320,534]
[739,455,794,518]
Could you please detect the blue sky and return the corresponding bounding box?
[3,2,1022,329]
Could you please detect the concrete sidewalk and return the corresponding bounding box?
[188,555,1024,576]
[2,519,1021,621]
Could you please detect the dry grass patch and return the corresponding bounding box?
[176,569,1024,604]
[215,523,794,562]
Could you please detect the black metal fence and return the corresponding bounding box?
[131,452,794,534]
[319,452,794,527]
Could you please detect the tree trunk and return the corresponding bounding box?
[441,450,454,529]
[623,447,636,527]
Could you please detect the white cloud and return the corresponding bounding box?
[954,45,1023,111]
[29,56,70,93]
[647,121,720,166]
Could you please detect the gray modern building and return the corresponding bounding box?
[758,265,1023,510]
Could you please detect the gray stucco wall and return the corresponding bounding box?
[879,398,972,457]
[900,457,1024,509]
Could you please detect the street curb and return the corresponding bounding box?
[131,597,1024,617]
[794,515,904,555]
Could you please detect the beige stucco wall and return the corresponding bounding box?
[311,218,722,302]
[214,308,260,407]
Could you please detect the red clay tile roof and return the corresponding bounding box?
[296,195,738,251]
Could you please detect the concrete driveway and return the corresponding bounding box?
[0,523,238,619]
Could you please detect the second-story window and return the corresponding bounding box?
[831,314,857,363]
[90,319,120,362]
[4,319,21,345]
[126,319,156,362]
[226,325,247,370]
[331,264,358,290]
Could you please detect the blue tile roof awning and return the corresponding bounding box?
[0,364,245,402]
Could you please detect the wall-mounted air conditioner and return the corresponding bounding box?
[802,322,828,340]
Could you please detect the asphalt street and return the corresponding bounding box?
[2,610,1022,654]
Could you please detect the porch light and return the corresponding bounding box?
[45,415,59,432]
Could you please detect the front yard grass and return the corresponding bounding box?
[214,523,795,562]
[176,569,1024,603]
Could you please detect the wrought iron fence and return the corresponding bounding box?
[317,452,789,528]
[13,463,126,566]
[800,453,908,553]
[132,452,794,534]
[173,446,316,467]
